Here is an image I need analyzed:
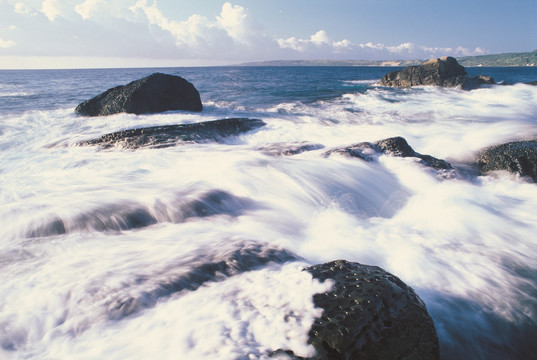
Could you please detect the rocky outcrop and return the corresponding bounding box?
[379,56,495,90]
[75,73,202,116]
[304,260,440,360]
[324,136,452,170]
[78,118,265,149]
[477,140,537,182]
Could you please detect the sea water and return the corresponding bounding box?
[1,66,537,359]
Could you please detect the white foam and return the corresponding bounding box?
[2,77,537,358]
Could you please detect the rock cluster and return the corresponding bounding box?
[303,260,440,360]
[75,72,202,116]
[74,73,444,359]
[325,136,452,170]
[379,56,495,90]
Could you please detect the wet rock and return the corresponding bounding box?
[257,142,325,156]
[78,118,265,149]
[108,241,299,320]
[379,56,495,90]
[75,73,202,116]
[304,260,440,360]
[476,140,537,182]
[325,136,452,170]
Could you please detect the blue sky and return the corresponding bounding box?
[0,0,535,68]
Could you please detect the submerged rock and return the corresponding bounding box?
[257,142,325,156]
[476,140,537,182]
[379,56,495,90]
[78,118,265,149]
[304,260,440,360]
[75,72,202,116]
[324,136,452,170]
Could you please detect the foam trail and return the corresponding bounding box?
[2,67,537,359]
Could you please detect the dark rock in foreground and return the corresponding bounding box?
[379,56,495,90]
[79,118,265,149]
[325,136,452,170]
[304,260,439,360]
[477,140,537,182]
[75,73,202,116]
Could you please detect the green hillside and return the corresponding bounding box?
[238,51,537,67]
[457,51,537,67]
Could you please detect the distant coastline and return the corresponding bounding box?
[238,50,537,67]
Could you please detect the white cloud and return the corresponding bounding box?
[278,30,353,54]
[14,2,34,15]
[130,0,217,48]
[129,0,270,58]
[0,36,15,48]
[356,41,487,60]
[310,30,330,46]
[75,0,105,20]
[1,1,489,66]
[217,2,246,39]
[41,0,65,21]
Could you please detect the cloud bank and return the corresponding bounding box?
[0,0,488,67]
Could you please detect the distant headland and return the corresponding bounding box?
[238,50,537,67]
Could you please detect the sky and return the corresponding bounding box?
[0,0,536,69]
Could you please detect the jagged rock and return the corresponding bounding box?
[303,260,440,360]
[379,56,495,90]
[78,118,265,149]
[324,136,452,170]
[75,73,202,116]
[476,140,537,182]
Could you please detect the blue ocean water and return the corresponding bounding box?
[1,66,537,359]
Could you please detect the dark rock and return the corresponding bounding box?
[75,73,202,116]
[78,118,265,149]
[526,81,537,86]
[476,140,537,182]
[324,136,452,170]
[379,56,495,90]
[257,142,325,156]
[304,260,440,360]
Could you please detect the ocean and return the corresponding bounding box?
[1,65,537,359]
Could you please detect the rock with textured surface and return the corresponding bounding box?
[477,140,537,182]
[304,260,440,360]
[75,73,202,116]
[379,56,495,90]
[324,136,452,170]
[78,118,265,149]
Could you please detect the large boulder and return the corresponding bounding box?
[78,118,265,149]
[75,73,202,116]
[476,140,537,182]
[304,260,440,359]
[379,56,495,90]
[324,136,452,170]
